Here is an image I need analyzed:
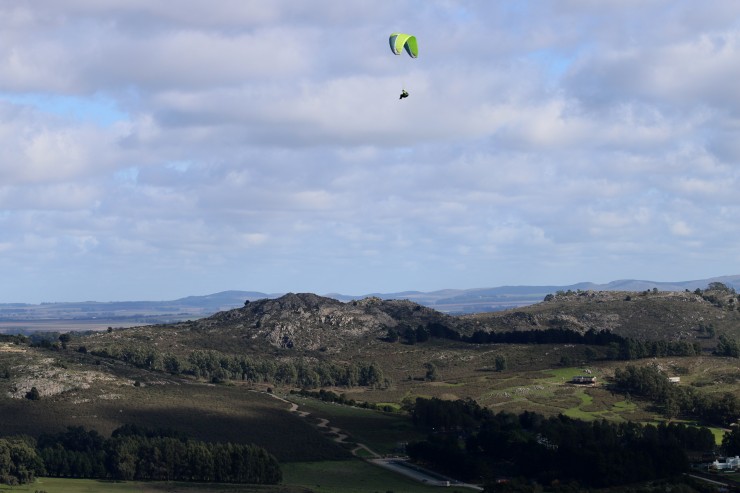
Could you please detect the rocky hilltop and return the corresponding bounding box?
[88,293,463,356]
[464,286,740,346]
[85,285,740,359]
[199,292,462,352]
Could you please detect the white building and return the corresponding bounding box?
[712,456,740,471]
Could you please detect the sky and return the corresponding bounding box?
[1,1,740,303]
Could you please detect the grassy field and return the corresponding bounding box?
[0,351,348,462]
[281,459,457,493]
[0,478,311,493]
[0,462,461,493]
[286,396,424,455]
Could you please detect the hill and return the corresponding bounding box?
[80,284,740,362]
[83,293,462,358]
[2,275,739,329]
[464,284,740,347]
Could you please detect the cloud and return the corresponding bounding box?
[1,1,739,302]
[0,102,125,185]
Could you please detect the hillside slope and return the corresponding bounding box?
[464,287,740,345]
[86,293,463,356]
[82,286,740,361]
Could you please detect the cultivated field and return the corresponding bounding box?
[0,478,312,492]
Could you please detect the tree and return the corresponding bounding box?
[707,324,716,338]
[25,387,40,401]
[0,439,45,484]
[415,326,430,343]
[424,363,437,381]
[275,362,297,385]
[663,394,681,419]
[715,335,739,358]
[58,333,71,349]
[163,354,181,374]
[403,326,417,345]
[708,282,735,294]
[359,363,385,388]
[723,427,740,455]
[494,355,507,372]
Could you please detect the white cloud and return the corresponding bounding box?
[1,0,739,302]
[670,220,692,236]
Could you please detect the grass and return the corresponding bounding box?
[374,402,402,411]
[281,460,456,493]
[0,372,348,462]
[0,478,310,493]
[287,396,424,455]
[612,400,637,411]
[563,390,596,420]
[711,427,728,445]
[9,462,451,493]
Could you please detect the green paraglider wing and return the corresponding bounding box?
[389,33,418,58]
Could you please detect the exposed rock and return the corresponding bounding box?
[190,293,462,353]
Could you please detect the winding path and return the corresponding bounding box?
[266,392,380,458]
[263,391,482,490]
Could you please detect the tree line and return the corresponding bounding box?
[388,322,704,361]
[612,364,740,426]
[291,388,399,413]
[464,328,703,360]
[29,425,281,484]
[87,346,387,389]
[407,397,715,490]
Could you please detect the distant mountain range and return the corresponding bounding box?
[1,275,738,326]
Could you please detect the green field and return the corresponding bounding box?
[281,460,460,493]
[0,461,458,493]
[0,347,348,463]
[286,396,424,455]
[0,477,310,493]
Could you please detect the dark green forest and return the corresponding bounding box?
[0,425,280,485]
[394,324,705,361]
[407,398,715,490]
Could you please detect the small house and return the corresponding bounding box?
[571,375,597,384]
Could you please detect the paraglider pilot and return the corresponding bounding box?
[399,89,409,99]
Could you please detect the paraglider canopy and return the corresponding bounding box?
[389,33,418,58]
